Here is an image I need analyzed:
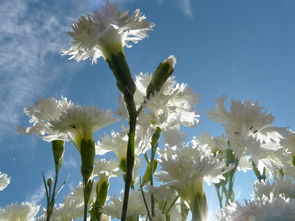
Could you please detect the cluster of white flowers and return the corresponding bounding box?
[216,194,295,221]
[117,70,200,146]
[5,2,295,221]
[205,96,292,175]
[216,175,295,220]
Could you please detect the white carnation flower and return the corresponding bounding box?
[207,96,274,139]
[47,182,97,220]
[50,106,117,150]
[95,128,144,183]
[147,185,182,220]
[254,175,295,200]
[156,142,226,202]
[0,202,39,221]
[18,97,74,142]
[216,194,295,221]
[117,72,199,146]
[96,125,154,159]
[103,191,147,218]
[93,159,121,178]
[61,3,154,63]
[281,129,295,156]
[0,172,10,191]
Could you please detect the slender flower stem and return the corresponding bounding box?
[84,201,88,221]
[149,127,161,217]
[214,184,223,209]
[121,96,137,221]
[166,195,179,215]
[106,52,137,221]
[45,140,65,221]
[140,179,152,221]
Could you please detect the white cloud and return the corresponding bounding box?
[178,0,193,18]
[64,156,78,169]
[0,0,87,140]
[157,0,193,17]
[28,183,46,205]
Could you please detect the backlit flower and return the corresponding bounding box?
[117,72,199,146]
[50,106,117,150]
[207,96,274,139]
[0,172,10,191]
[216,194,295,221]
[61,3,154,63]
[254,175,295,200]
[0,202,39,221]
[93,159,121,179]
[103,191,147,218]
[156,142,226,206]
[18,97,74,141]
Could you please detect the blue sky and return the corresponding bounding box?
[1,0,295,219]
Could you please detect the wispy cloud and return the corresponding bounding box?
[64,156,78,169]
[0,0,88,140]
[178,0,193,18]
[158,0,193,17]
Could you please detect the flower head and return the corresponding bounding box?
[103,191,147,218]
[0,202,39,221]
[50,106,117,150]
[254,175,295,200]
[93,159,121,179]
[117,72,199,146]
[61,3,154,63]
[18,97,74,141]
[216,194,295,221]
[42,182,97,221]
[0,172,10,191]
[156,141,226,203]
[207,96,274,139]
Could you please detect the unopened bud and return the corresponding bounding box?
[146,55,176,98]
[47,178,52,188]
[52,140,65,171]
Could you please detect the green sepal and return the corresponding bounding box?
[225,149,237,166]
[84,180,94,205]
[141,160,158,187]
[52,140,65,171]
[80,139,95,182]
[151,127,161,150]
[146,62,174,98]
[292,156,295,167]
[90,179,109,221]
[190,192,208,221]
[279,168,285,177]
[119,158,127,174]
[96,180,109,208]
[106,53,135,96]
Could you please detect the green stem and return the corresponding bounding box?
[45,170,59,221]
[84,200,88,221]
[214,184,223,209]
[149,127,161,217]
[140,179,152,221]
[121,96,137,221]
[166,195,179,214]
[105,52,137,221]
